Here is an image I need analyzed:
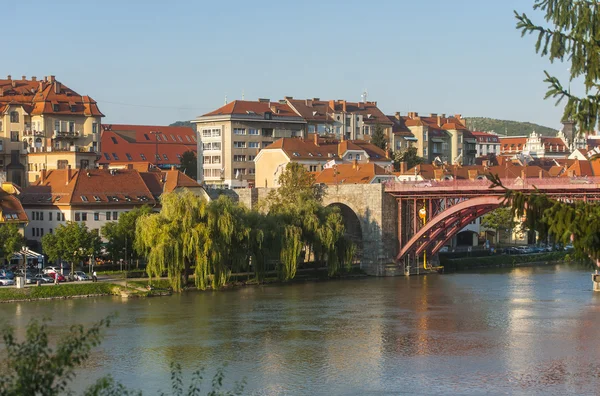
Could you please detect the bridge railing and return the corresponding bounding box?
[384,177,600,193]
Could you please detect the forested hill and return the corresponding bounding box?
[170,121,196,130]
[464,117,558,136]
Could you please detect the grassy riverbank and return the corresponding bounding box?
[441,251,570,272]
[0,283,131,302]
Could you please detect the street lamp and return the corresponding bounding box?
[149,131,163,168]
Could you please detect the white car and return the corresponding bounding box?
[74,271,89,281]
[42,266,60,275]
[0,276,15,286]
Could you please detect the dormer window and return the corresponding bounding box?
[52,103,59,112]
[70,104,77,112]
[348,154,353,160]
[264,112,272,120]
[293,152,300,157]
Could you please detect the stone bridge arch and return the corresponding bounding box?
[326,202,364,255]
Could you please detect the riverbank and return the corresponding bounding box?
[0,283,147,303]
[440,251,572,272]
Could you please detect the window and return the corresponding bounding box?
[40,228,44,237]
[10,131,18,142]
[53,104,59,112]
[144,134,150,141]
[68,121,75,132]
[111,137,118,144]
[248,155,256,161]
[356,154,361,160]
[346,117,351,125]
[10,111,18,123]
[113,212,118,220]
[103,153,110,160]
[249,129,259,135]
[106,212,111,221]
[49,229,53,234]
[185,135,191,142]
[49,212,53,221]
[202,130,211,138]
[309,165,318,172]
[211,129,221,137]
[233,141,246,149]
[262,141,272,148]
[248,142,260,148]
[75,212,81,221]
[233,155,246,162]
[348,154,353,160]
[423,131,428,142]
[112,153,119,160]
[92,123,98,134]
[163,154,168,161]
[264,112,272,120]
[423,147,428,156]
[81,212,87,221]
[56,212,61,221]
[248,168,256,175]
[459,135,463,143]
[94,213,99,221]
[31,228,34,237]
[81,195,88,202]
[126,153,133,161]
[40,212,43,221]
[170,134,176,141]
[234,128,246,135]
[140,153,147,160]
[177,136,183,142]
[233,168,246,175]
[155,154,161,161]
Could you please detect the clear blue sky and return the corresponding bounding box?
[6,0,569,129]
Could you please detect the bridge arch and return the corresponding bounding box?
[327,202,363,254]
[397,195,505,261]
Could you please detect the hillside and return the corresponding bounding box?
[464,117,558,136]
[170,121,196,131]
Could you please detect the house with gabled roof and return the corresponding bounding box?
[0,75,104,187]
[254,134,392,188]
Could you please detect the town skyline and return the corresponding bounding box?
[6,0,571,129]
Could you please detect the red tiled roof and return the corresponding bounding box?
[0,188,28,223]
[264,136,390,162]
[314,163,393,184]
[471,131,500,143]
[203,100,303,118]
[0,76,104,117]
[403,114,468,131]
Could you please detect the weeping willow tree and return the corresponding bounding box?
[265,163,353,279]
[506,1,600,267]
[135,189,207,292]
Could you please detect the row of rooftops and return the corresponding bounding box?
[0,75,103,117]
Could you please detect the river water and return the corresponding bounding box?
[2,265,600,395]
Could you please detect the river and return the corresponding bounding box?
[1,264,600,395]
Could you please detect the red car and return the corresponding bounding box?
[48,272,66,282]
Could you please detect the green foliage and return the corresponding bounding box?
[481,207,517,234]
[393,147,424,171]
[0,283,116,301]
[169,120,196,131]
[179,150,197,180]
[0,318,244,396]
[42,222,102,275]
[0,224,24,262]
[464,117,557,136]
[370,123,387,150]
[101,206,152,263]
[515,0,600,132]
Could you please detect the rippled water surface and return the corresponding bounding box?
[2,265,600,395]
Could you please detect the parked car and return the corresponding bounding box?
[48,273,66,282]
[0,269,15,279]
[73,271,90,281]
[25,274,36,284]
[0,276,15,286]
[42,266,60,275]
[33,274,53,284]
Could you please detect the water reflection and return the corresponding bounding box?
[0,266,599,394]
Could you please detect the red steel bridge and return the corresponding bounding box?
[385,177,600,271]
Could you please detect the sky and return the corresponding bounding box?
[6,0,572,129]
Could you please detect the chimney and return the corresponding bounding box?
[38,81,43,91]
[353,159,358,169]
[430,113,437,118]
[340,132,345,142]
[305,99,313,107]
[395,112,401,120]
[31,76,37,82]
[0,88,3,97]
[539,169,543,179]
[342,100,347,112]
[437,115,442,127]
[54,81,61,94]
[521,169,526,180]
[313,97,320,101]
[48,75,56,83]
[258,98,270,103]
[6,75,11,80]
[21,75,26,81]
[40,169,46,184]
[400,161,407,174]
[329,99,336,110]
[314,133,319,146]
[468,169,477,181]
[66,165,72,185]
[358,102,365,110]
[127,164,134,170]
[11,81,16,88]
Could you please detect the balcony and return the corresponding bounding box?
[53,130,80,139]
[23,129,45,137]
[27,146,96,154]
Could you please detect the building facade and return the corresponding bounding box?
[193,100,306,188]
[471,131,501,157]
[0,75,103,187]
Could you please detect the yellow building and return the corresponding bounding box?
[254,135,393,188]
[0,75,103,186]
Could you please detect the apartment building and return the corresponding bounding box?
[254,135,392,188]
[471,131,500,157]
[499,131,570,159]
[193,100,306,188]
[284,97,392,141]
[0,75,103,187]
[387,113,417,152]
[99,124,197,169]
[20,167,203,247]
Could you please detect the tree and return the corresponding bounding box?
[179,150,197,180]
[42,222,102,276]
[507,1,600,266]
[515,1,600,132]
[101,206,152,265]
[393,147,424,171]
[169,120,196,130]
[370,123,387,150]
[480,207,517,244]
[0,224,24,265]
